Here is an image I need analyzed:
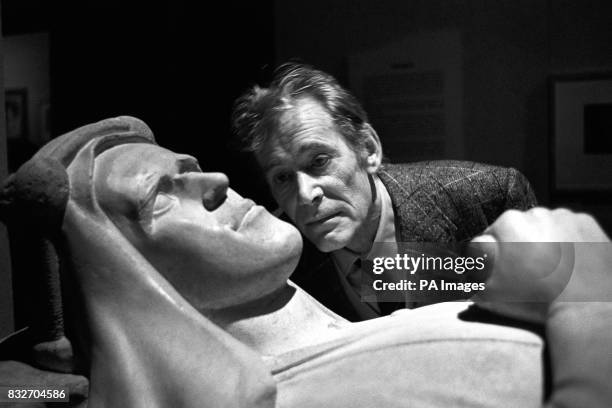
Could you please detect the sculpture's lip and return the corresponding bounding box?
[237,199,258,230]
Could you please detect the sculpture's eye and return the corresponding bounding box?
[153,193,176,216]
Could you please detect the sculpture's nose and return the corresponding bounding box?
[179,172,229,211]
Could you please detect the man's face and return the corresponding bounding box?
[94,143,302,309]
[256,97,381,253]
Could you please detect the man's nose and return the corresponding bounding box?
[180,172,229,211]
[296,171,323,206]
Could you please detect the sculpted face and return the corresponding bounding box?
[256,97,382,253]
[93,143,302,309]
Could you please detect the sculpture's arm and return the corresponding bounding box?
[471,208,612,407]
[544,302,612,407]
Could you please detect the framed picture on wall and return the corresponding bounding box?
[5,88,28,140]
[550,73,612,194]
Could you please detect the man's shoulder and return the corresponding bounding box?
[377,160,536,242]
[380,160,518,182]
[378,160,532,200]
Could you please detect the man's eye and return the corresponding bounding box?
[152,193,176,216]
[311,155,330,169]
[273,171,292,185]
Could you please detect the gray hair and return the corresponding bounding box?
[231,62,371,153]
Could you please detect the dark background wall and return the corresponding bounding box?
[3,0,276,205]
[4,0,612,211]
[275,0,612,229]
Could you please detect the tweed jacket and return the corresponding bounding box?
[289,160,538,321]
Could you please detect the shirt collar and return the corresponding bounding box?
[332,175,397,277]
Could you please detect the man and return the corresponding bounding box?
[232,63,536,321]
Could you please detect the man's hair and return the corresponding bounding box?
[231,62,371,153]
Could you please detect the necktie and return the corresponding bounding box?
[346,258,380,313]
[346,258,406,315]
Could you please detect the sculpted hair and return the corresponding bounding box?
[231,62,371,153]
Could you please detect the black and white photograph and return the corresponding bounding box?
[0,1,611,407]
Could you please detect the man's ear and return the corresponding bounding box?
[361,123,382,174]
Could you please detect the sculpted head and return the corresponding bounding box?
[0,117,286,406]
[2,116,302,315]
[232,63,383,253]
[92,142,303,310]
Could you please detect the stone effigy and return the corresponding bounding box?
[0,117,276,407]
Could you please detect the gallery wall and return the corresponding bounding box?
[275,0,612,230]
[0,8,14,340]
